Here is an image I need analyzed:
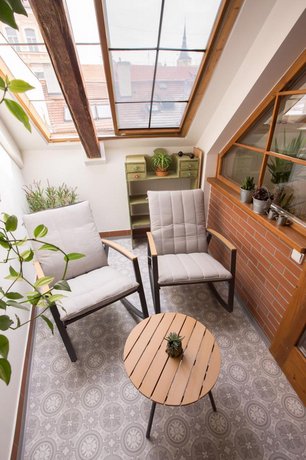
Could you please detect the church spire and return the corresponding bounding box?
[177,23,191,67]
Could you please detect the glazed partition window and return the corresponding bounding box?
[219,63,306,228]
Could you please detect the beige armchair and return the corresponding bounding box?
[147,189,236,313]
[24,201,148,362]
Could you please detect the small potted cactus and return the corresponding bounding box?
[165,332,184,358]
[252,186,273,214]
[240,176,255,203]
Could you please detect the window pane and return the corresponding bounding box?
[153,51,202,101]
[110,51,156,102]
[150,102,186,127]
[221,146,263,186]
[116,103,150,129]
[238,103,274,149]
[65,0,100,43]
[271,94,306,159]
[263,157,306,221]
[104,0,161,48]
[160,0,222,49]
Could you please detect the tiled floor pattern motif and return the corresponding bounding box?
[22,239,306,459]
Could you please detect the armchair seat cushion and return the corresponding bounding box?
[158,253,232,285]
[59,266,139,321]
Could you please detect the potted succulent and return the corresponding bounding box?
[240,176,255,203]
[151,148,172,177]
[165,332,184,358]
[252,186,273,214]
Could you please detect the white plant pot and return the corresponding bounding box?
[240,188,253,204]
[253,198,270,214]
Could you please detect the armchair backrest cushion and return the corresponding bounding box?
[24,201,108,283]
[148,189,208,255]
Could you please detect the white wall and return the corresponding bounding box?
[22,141,194,232]
[0,121,33,460]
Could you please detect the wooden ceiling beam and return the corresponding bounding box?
[30,0,101,158]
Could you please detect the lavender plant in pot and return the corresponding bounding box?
[240,176,255,203]
[252,187,273,214]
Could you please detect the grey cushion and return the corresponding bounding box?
[148,189,208,255]
[24,201,108,283]
[158,253,232,285]
[58,266,139,321]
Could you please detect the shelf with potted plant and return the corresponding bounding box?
[207,177,306,253]
[125,148,203,246]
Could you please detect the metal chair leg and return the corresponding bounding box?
[146,401,156,439]
[50,305,77,362]
[208,391,217,412]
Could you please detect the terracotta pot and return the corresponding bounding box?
[155,168,169,177]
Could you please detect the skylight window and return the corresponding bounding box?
[102,0,222,131]
[0,0,238,146]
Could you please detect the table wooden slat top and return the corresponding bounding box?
[124,312,221,406]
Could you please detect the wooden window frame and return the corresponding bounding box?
[217,51,306,234]
[94,0,244,138]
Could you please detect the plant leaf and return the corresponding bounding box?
[0,335,9,359]
[5,292,23,299]
[15,314,20,328]
[0,299,6,310]
[64,252,85,261]
[8,79,34,93]
[4,98,31,131]
[33,224,48,238]
[0,0,17,29]
[0,240,10,249]
[21,249,34,262]
[53,280,71,292]
[34,276,53,288]
[5,215,17,232]
[41,315,54,334]
[0,76,5,90]
[0,315,13,331]
[9,266,18,277]
[6,0,27,15]
[6,300,28,310]
[0,358,11,385]
[39,243,58,252]
[47,294,64,303]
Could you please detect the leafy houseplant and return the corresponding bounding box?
[165,332,184,358]
[252,187,273,215]
[24,181,78,213]
[0,1,33,131]
[240,176,255,203]
[151,148,172,177]
[0,214,84,385]
[268,132,305,184]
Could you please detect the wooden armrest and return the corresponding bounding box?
[207,228,236,251]
[101,238,136,261]
[33,260,50,293]
[147,232,157,257]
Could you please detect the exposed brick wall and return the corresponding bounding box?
[207,187,304,341]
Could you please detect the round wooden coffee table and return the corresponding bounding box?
[124,312,221,438]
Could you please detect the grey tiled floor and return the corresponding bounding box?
[22,239,306,459]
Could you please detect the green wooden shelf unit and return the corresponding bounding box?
[125,148,203,246]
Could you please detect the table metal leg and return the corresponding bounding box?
[208,390,217,412]
[146,401,156,439]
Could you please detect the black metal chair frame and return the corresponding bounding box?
[35,238,149,362]
[147,228,236,314]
